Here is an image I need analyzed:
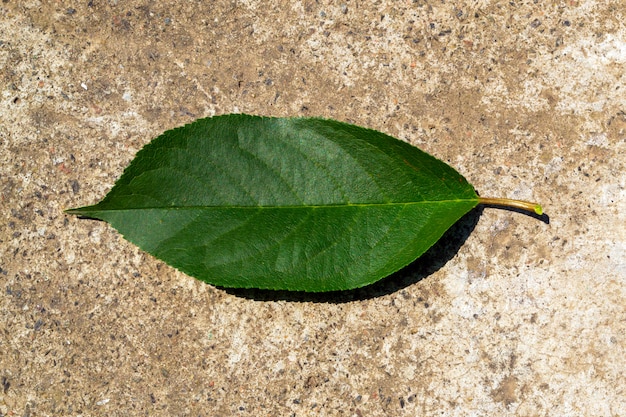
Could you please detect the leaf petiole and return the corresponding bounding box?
[478,197,543,216]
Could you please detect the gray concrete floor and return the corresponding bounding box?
[1,1,625,415]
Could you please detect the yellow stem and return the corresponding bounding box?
[478,197,543,216]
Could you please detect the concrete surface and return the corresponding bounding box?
[1,1,625,416]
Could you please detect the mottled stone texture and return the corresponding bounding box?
[1,1,625,416]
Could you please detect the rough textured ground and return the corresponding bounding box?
[1,1,625,416]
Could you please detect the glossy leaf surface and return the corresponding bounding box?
[67,115,480,291]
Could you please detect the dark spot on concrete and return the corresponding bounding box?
[70,180,80,194]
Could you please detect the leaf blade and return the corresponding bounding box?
[69,114,479,291]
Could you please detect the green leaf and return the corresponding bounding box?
[66,114,539,292]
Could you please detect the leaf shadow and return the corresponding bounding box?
[222,207,483,303]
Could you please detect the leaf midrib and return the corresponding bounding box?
[73,198,479,213]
